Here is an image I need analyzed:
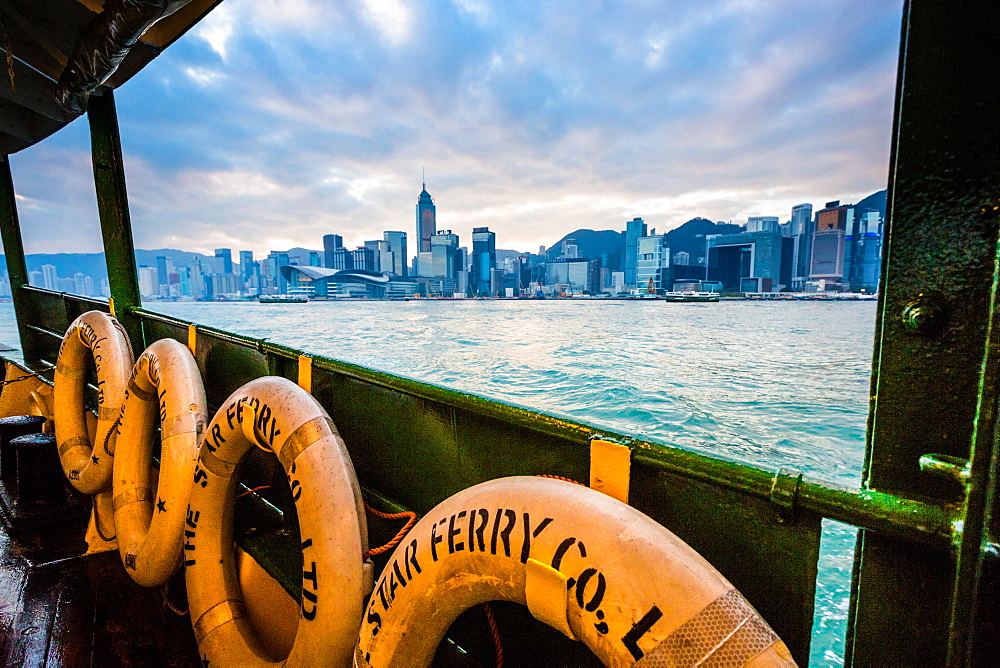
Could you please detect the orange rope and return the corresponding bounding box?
[483,602,504,668]
[363,502,418,559]
[236,484,271,500]
[536,474,586,486]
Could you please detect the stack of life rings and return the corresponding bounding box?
[45,311,795,667]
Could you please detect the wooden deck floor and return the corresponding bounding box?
[0,508,201,667]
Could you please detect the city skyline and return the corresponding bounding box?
[1,1,902,258]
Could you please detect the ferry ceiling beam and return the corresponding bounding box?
[851,0,1000,665]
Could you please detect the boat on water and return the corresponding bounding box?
[0,1,997,666]
[661,291,720,303]
[258,295,309,304]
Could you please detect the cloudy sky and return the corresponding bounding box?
[9,0,902,258]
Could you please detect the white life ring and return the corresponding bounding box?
[113,338,206,587]
[184,376,368,666]
[356,477,796,667]
[54,310,134,495]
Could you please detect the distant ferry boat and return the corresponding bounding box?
[661,291,721,302]
[258,294,308,304]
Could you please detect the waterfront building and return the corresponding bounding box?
[267,251,291,293]
[547,258,589,293]
[707,230,790,293]
[470,227,497,296]
[155,256,169,288]
[323,234,343,269]
[673,251,691,266]
[416,183,436,253]
[636,234,671,292]
[214,248,233,275]
[41,264,58,290]
[352,247,377,272]
[137,266,158,297]
[331,247,354,271]
[430,231,460,278]
[383,231,408,276]
[746,216,780,233]
[808,201,853,288]
[790,203,814,290]
[624,217,647,287]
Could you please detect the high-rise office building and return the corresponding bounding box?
[267,251,290,293]
[790,203,814,288]
[636,235,671,292]
[383,231,408,276]
[215,248,233,275]
[239,251,254,280]
[331,247,354,270]
[416,183,436,253]
[625,217,647,287]
[323,234,343,268]
[430,231,460,278]
[40,264,58,291]
[352,247,376,271]
[810,201,854,287]
[746,217,780,233]
[156,256,169,287]
[470,227,496,296]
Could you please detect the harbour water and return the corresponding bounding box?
[0,299,876,665]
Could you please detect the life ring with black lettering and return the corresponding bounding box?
[184,376,368,666]
[356,476,796,667]
[113,338,206,587]
[54,310,134,495]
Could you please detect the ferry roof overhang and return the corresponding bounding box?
[280,265,392,286]
[0,0,222,155]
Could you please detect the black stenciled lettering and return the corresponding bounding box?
[290,478,302,502]
[367,605,382,636]
[392,559,408,589]
[403,538,421,579]
[194,466,208,487]
[268,416,280,446]
[301,538,313,550]
[303,561,318,590]
[621,605,663,660]
[211,423,226,449]
[257,404,271,436]
[551,537,577,571]
[490,509,517,557]
[225,401,237,430]
[376,579,390,611]
[448,511,467,553]
[388,564,401,602]
[520,514,554,564]
[468,508,488,552]
[186,508,200,528]
[574,568,607,612]
[124,553,137,570]
[430,518,447,562]
[301,587,318,621]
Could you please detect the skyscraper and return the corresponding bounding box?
[323,234,343,268]
[430,231,460,278]
[416,183,436,253]
[625,217,647,287]
[214,248,233,274]
[471,227,496,296]
[790,203,814,289]
[383,231,408,276]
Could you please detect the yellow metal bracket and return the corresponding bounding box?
[525,557,577,640]
[590,438,631,504]
[298,354,312,393]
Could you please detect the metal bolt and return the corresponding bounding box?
[902,294,946,334]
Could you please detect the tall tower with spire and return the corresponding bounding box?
[416,179,436,253]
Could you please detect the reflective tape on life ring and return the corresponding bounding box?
[54,311,134,495]
[185,376,368,666]
[113,338,207,588]
[356,477,796,668]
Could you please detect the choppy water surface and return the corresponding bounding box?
[0,298,876,665]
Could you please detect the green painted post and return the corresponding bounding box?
[848,0,1000,665]
[87,89,143,350]
[0,156,41,361]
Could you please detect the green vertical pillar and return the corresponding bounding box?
[0,155,42,361]
[87,89,143,350]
